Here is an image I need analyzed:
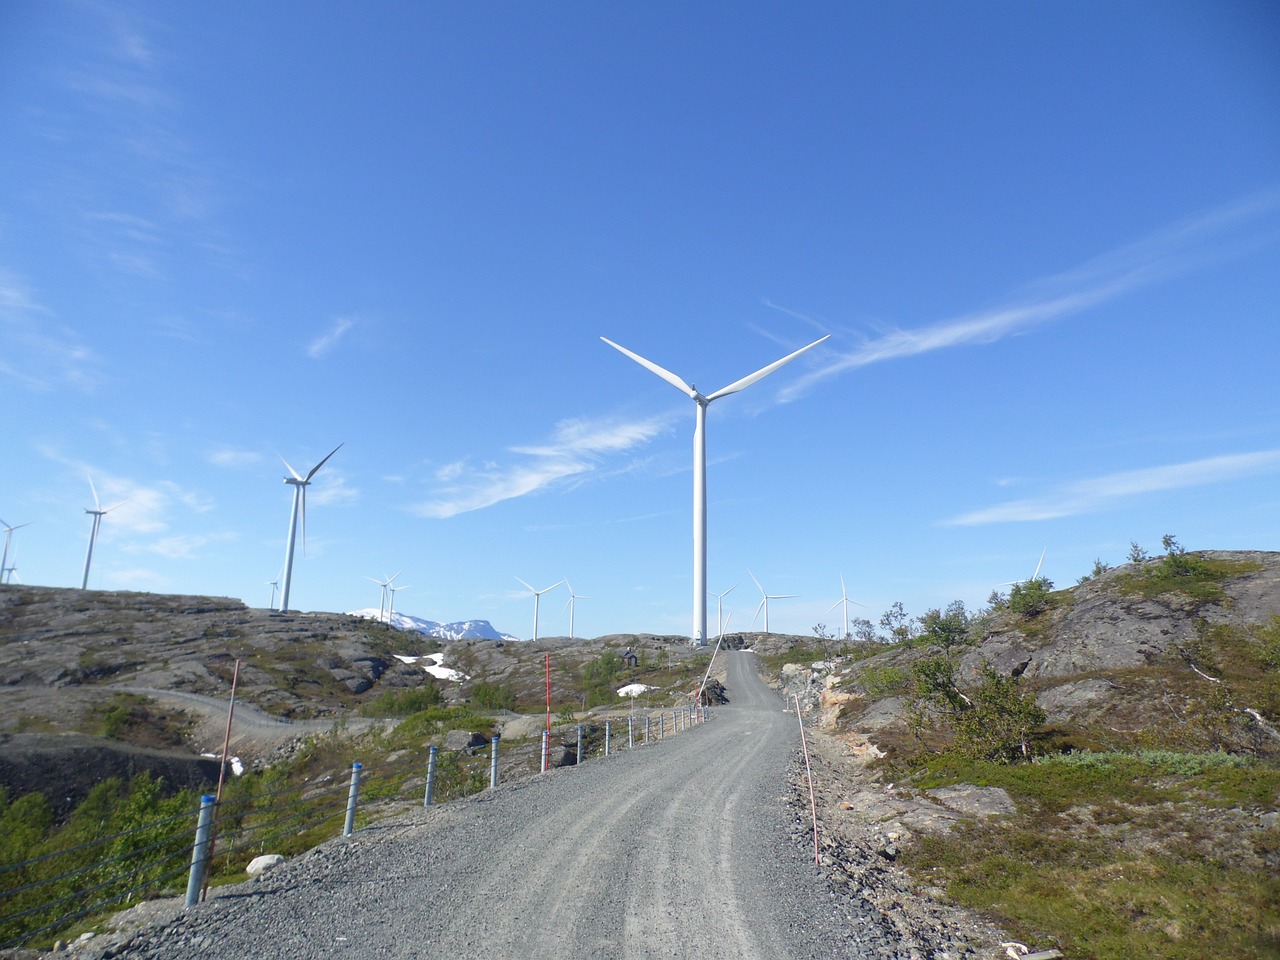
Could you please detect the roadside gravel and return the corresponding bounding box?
[50,651,1002,960]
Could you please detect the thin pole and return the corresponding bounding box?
[794,695,820,866]
[545,653,551,734]
[489,735,500,789]
[424,747,438,806]
[342,763,362,837]
[185,796,216,908]
[202,659,240,901]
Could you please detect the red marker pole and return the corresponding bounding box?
[545,653,552,734]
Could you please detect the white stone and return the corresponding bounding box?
[246,854,285,877]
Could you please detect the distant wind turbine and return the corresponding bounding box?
[601,333,828,644]
[827,574,867,639]
[365,570,401,622]
[266,571,282,609]
[277,443,343,613]
[516,577,563,642]
[749,570,797,635]
[564,581,590,640]
[1000,549,1047,588]
[388,582,408,625]
[1,519,30,586]
[81,477,127,590]
[711,585,736,640]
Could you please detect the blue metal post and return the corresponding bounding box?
[185,795,216,908]
[489,735,500,789]
[605,720,611,757]
[576,724,584,764]
[424,746,438,806]
[628,715,634,749]
[541,729,550,772]
[343,763,362,837]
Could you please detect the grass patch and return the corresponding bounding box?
[900,749,1280,959]
[1113,554,1263,604]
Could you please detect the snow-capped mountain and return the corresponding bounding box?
[349,608,520,642]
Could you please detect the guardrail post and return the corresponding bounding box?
[343,763,362,837]
[489,736,500,789]
[424,746,438,806]
[185,795,216,908]
[645,714,651,744]
[541,730,550,772]
[674,708,680,733]
[628,716,634,749]
[605,720,611,756]
[576,724,584,763]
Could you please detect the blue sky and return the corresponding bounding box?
[2,1,1278,640]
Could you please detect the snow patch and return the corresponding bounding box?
[617,683,654,698]
[394,652,469,682]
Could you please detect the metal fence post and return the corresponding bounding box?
[184,795,216,908]
[628,715,634,750]
[424,746,438,806]
[541,730,550,772]
[645,714,651,744]
[576,724,584,764]
[343,763,362,837]
[489,735,500,789]
[605,720,611,757]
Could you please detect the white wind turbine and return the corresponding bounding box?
[564,581,590,640]
[1000,548,1047,588]
[1,519,31,586]
[516,577,563,642]
[81,477,127,590]
[388,582,408,625]
[828,574,867,640]
[277,443,343,613]
[601,333,828,644]
[365,570,401,623]
[266,571,282,609]
[749,569,797,635]
[711,585,737,640]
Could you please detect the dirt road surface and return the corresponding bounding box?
[102,650,908,959]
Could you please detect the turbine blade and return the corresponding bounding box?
[87,475,100,510]
[705,334,830,402]
[279,455,304,481]
[305,442,344,481]
[600,337,696,398]
[515,576,535,593]
[748,569,764,594]
[827,599,843,613]
[1033,548,1046,580]
[752,598,765,627]
[539,579,566,594]
[773,594,799,600]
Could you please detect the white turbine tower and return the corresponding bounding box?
[81,477,126,590]
[711,584,736,640]
[277,443,343,613]
[828,574,866,640]
[516,577,563,642]
[564,581,590,640]
[365,570,401,622]
[749,570,797,635]
[1,519,30,585]
[601,334,828,644]
[388,582,408,626]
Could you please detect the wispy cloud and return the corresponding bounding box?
[306,317,356,359]
[0,271,102,391]
[778,190,1280,402]
[307,470,359,507]
[944,449,1280,525]
[412,414,673,519]
[208,447,262,468]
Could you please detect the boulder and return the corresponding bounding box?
[246,854,285,877]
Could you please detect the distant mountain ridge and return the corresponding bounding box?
[348,608,520,642]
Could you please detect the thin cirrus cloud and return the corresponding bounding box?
[944,450,1280,526]
[777,189,1280,403]
[412,414,673,519]
[306,317,356,359]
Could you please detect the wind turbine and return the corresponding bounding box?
[827,574,867,640]
[749,570,797,635]
[365,570,401,622]
[1,519,30,585]
[1000,549,1047,588]
[516,577,563,642]
[81,477,127,590]
[277,443,343,613]
[601,333,828,644]
[388,582,408,626]
[266,571,282,609]
[711,585,736,640]
[564,581,590,640]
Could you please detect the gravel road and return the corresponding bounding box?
[104,650,906,959]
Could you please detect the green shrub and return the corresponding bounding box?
[360,685,442,717]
